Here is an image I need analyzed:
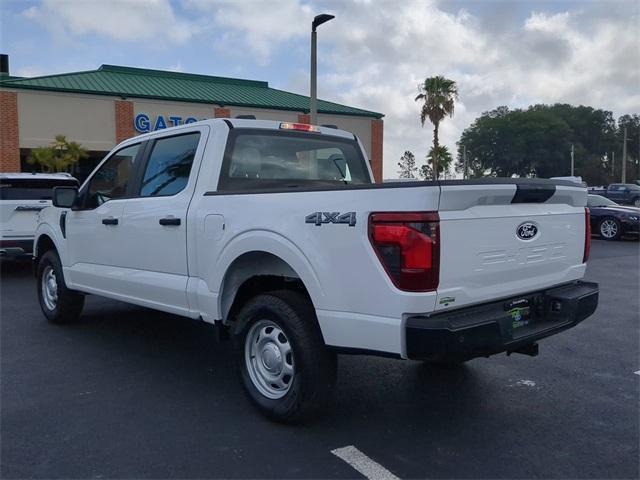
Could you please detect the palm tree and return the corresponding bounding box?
[415,76,458,179]
[419,145,453,180]
[28,135,87,173]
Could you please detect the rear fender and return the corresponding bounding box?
[208,230,326,319]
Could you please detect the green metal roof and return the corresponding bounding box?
[0,73,24,81]
[0,64,383,118]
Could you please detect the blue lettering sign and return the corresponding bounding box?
[134,114,202,132]
[134,113,150,133]
[154,115,168,130]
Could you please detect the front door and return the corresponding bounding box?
[65,142,143,293]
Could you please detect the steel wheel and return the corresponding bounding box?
[599,219,619,239]
[41,265,58,311]
[244,319,294,400]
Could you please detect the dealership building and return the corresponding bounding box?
[0,58,384,181]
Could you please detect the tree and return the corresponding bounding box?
[419,145,453,180]
[28,135,88,173]
[415,76,458,179]
[454,104,631,183]
[397,150,417,179]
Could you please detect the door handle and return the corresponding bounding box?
[102,217,118,226]
[159,217,181,226]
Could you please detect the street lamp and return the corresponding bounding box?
[310,13,334,125]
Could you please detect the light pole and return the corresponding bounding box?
[310,13,334,125]
[622,126,628,183]
[462,145,468,179]
[570,144,574,176]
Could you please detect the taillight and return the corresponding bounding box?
[369,212,440,292]
[583,207,591,263]
[279,122,320,133]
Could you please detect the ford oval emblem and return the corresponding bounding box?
[517,222,538,240]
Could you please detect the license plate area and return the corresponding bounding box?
[504,295,553,339]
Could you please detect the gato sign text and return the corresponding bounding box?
[134,113,202,133]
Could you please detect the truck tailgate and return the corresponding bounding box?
[436,181,588,311]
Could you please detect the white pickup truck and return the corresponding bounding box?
[34,119,598,422]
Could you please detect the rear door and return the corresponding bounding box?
[0,177,77,240]
[116,127,207,313]
[436,180,587,311]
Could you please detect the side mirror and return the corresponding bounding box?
[53,186,79,209]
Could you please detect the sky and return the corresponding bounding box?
[1,0,638,178]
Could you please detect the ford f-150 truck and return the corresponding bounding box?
[33,119,599,422]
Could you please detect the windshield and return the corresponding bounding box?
[587,195,618,207]
[219,130,371,191]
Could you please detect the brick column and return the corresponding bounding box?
[214,107,231,118]
[370,119,383,182]
[0,91,20,172]
[297,114,310,124]
[115,100,135,143]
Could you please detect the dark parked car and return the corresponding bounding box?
[587,194,640,240]
[588,183,640,207]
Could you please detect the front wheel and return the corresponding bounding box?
[599,218,621,240]
[235,290,337,423]
[37,250,84,323]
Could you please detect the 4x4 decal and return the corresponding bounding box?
[305,211,356,227]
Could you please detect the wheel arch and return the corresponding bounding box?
[219,251,318,331]
[209,231,326,322]
[33,224,62,264]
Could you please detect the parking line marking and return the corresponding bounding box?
[635,370,640,376]
[331,445,400,480]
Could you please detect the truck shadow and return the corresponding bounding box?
[0,258,33,277]
[63,297,486,429]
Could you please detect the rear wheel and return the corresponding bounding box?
[235,290,337,423]
[37,250,84,323]
[599,217,621,240]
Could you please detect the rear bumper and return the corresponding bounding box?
[405,281,599,361]
[0,239,33,257]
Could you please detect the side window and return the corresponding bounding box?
[139,133,200,197]
[85,144,141,208]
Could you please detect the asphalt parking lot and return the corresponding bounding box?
[1,239,638,479]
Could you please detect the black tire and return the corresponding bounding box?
[598,217,622,241]
[36,250,84,324]
[234,290,337,423]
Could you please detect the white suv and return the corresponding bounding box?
[1,173,78,257]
